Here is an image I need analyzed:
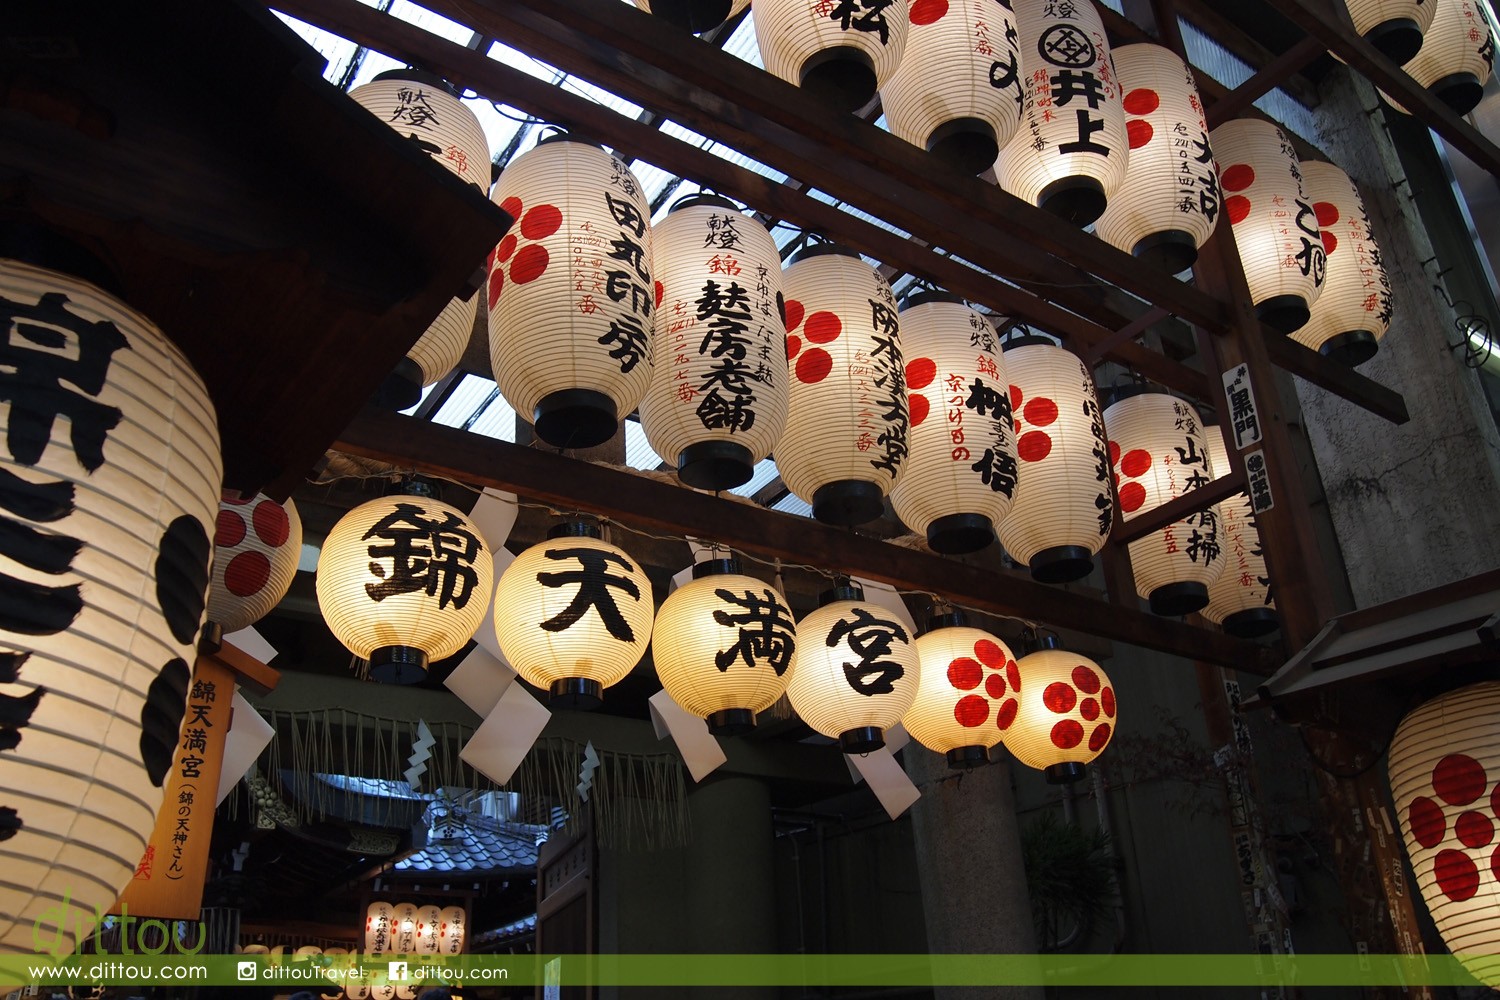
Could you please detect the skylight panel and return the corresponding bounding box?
[721,12,765,69]
[559,75,645,117]
[625,420,665,471]
[463,98,526,170]
[1179,19,1317,139]
[728,458,780,498]
[389,1,477,45]
[771,493,813,517]
[488,40,565,85]
[433,374,500,428]
[468,393,518,442]
[271,12,360,84]
[400,383,437,416]
[661,120,712,147]
[349,50,406,88]
[702,141,787,182]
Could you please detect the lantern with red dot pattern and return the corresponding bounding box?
[1382,0,1494,116]
[207,492,302,639]
[904,611,1019,769]
[1342,0,1437,63]
[1004,640,1116,783]
[754,0,910,112]
[633,0,750,33]
[1201,429,1278,638]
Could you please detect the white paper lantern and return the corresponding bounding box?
[1294,161,1393,366]
[488,135,656,448]
[415,904,442,955]
[779,244,909,525]
[0,258,220,954]
[754,0,911,112]
[994,337,1113,583]
[889,293,1016,553]
[365,901,395,954]
[316,492,494,683]
[438,905,466,954]
[391,902,419,953]
[1388,681,1500,988]
[904,614,1019,769]
[786,582,921,753]
[1209,118,1326,334]
[880,0,1025,174]
[994,0,1129,225]
[493,523,654,707]
[633,0,750,32]
[1094,44,1220,273]
[1343,0,1438,62]
[1202,429,1277,638]
[1004,644,1116,783]
[1385,0,1494,115]
[207,492,302,635]
[641,195,788,489]
[652,558,797,734]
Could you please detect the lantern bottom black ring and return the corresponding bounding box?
[708,708,756,736]
[1132,229,1199,274]
[1029,545,1095,584]
[1255,294,1311,335]
[374,357,424,412]
[839,726,886,755]
[812,479,885,526]
[927,513,995,555]
[678,440,754,491]
[1223,606,1281,639]
[926,117,999,177]
[1431,72,1485,117]
[1045,761,1088,785]
[1148,580,1210,617]
[198,620,224,656]
[369,645,429,685]
[1037,176,1107,228]
[947,745,990,770]
[1320,329,1379,368]
[550,677,604,710]
[799,45,877,114]
[534,389,618,450]
[645,0,734,33]
[1363,17,1424,66]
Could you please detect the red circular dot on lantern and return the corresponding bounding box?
[1006,660,1021,693]
[224,551,271,598]
[1072,665,1101,694]
[1436,849,1481,901]
[1024,397,1058,428]
[1101,687,1115,718]
[1409,796,1447,849]
[510,244,550,284]
[1126,119,1154,149]
[1088,723,1112,753]
[1490,783,1500,818]
[1221,164,1255,192]
[496,234,518,263]
[1119,482,1147,514]
[786,335,802,360]
[1456,810,1495,849]
[1434,754,1488,806]
[1226,196,1252,226]
[1120,449,1152,478]
[910,0,949,24]
[654,280,664,308]
[1314,201,1340,227]
[805,311,842,344]
[1108,440,1121,465]
[1123,88,1161,115]
[985,673,1007,700]
[784,300,805,332]
[1052,719,1084,750]
[996,699,1018,730]
[1080,698,1100,721]
[1044,682,1077,714]
[1009,385,1023,409]
[520,204,563,240]
[253,500,290,547]
[975,640,1005,668]
[487,269,505,308]
[954,695,989,728]
[1018,431,1053,463]
[909,395,930,427]
[499,196,523,219]
[947,657,983,691]
[215,510,246,548]
[1321,232,1338,256]
[796,348,833,384]
[906,357,937,390]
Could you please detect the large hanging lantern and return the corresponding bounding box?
[316,491,494,684]
[994,0,1129,225]
[994,337,1113,583]
[493,522,655,708]
[1004,641,1116,783]
[488,135,656,448]
[633,0,750,33]
[1386,0,1494,115]
[904,612,1019,769]
[652,558,797,735]
[754,0,911,112]
[1388,681,1500,987]
[1209,118,1326,334]
[206,492,302,640]
[0,258,220,954]
[889,293,1016,554]
[786,580,921,753]
[880,0,1025,174]
[779,244,909,526]
[438,905,466,954]
[1294,161,1393,367]
[365,901,394,954]
[1094,43,1221,273]
[640,194,788,490]
[1202,429,1277,638]
[415,904,443,954]
[1343,0,1437,62]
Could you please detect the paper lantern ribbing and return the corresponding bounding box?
[415,904,443,954]
[1388,682,1500,988]
[633,0,750,32]
[994,337,1113,583]
[880,0,1025,174]
[754,0,911,112]
[1209,118,1326,334]
[641,195,788,490]
[493,523,654,708]
[316,493,494,684]
[439,905,467,954]
[905,614,1019,769]
[1385,0,1494,115]
[1342,0,1437,63]
[1094,44,1220,274]
[779,244,909,526]
[652,558,797,735]
[889,293,1016,553]
[0,258,220,954]
[787,582,921,753]
[1294,161,1393,367]
[208,493,302,636]
[1005,645,1115,783]
[488,136,656,448]
[1202,430,1277,638]
[994,0,1129,225]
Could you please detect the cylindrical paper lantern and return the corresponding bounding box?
[493,523,654,708]
[1102,386,1225,616]
[1209,118,1326,333]
[787,581,920,753]
[641,195,788,490]
[1343,0,1437,62]
[415,904,442,954]
[207,492,302,637]
[1388,681,1500,987]
[0,258,220,954]
[488,135,656,448]
[633,0,750,32]
[779,244,909,526]
[365,901,394,954]
[904,612,1019,769]
[439,905,466,954]
[1202,429,1277,638]
[880,0,1025,174]
[1004,643,1116,783]
[391,902,419,953]
[1387,0,1494,115]
[890,292,1016,553]
[995,337,1113,583]
[994,0,1129,225]
[652,558,797,734]
[754,0,911,112]
[1294,161,1393,367]
[1094,44,1220,273]
[316,492,494,683]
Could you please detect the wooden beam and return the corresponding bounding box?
[1205,36,1326,128]
[1111,469,1250,545]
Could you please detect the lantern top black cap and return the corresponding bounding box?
[691,557,742,579]
[818,580,865,606]
[1099,381,1169,408]
[787,242,860,265]
[1002,334,1061,350]
[924,609,968,633]
[669,193,741,214]
[548,520,602,539]
[536,130,603,150]
[898,289,966,311]
[372,68,460,98]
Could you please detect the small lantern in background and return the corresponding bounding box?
[206,492,302,645]
[416,904,443,954]
[786,579,921,753]
[1384,0,1494,116]
[439,904,467,954]
[365,901,394,954]
[904,610,1019,769]
[1341,0,1436,62]
[652,557,798,735]
[1293,161,1393,367]
[391,902,420,953]
[1005,637,1116,784]
[493,522,655,708]
[1202,429,1277,638]
[778,244,909,526]
[633,0,750,33]
[754,0,911,112]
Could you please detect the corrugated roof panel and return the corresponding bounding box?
[625,420,665,470]
[271,11,360,83]
[432,374,499,428]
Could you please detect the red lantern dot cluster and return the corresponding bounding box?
[1009,384,1059,463]
[1042,663,1115,752]
[1122,87,1160,149]
[784,299,844,385]
[904,357,938,426]
[488,198,563,306]
[1107,440,1154,514]
[1313,201,1340,256]
[947,638,1022,732]
[1407,753,1500,903]
[1220,163,1255,226]
[216,498,292,598]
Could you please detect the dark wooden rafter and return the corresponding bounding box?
[1203,35,1327,127]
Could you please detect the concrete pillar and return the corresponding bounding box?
[682,775,778,961]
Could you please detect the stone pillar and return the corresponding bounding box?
[683,775,777,963]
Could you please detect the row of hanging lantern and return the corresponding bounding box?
[365,901,467,955]
[1344,0,1496,115]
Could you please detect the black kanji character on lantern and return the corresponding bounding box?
[1174,437,1205,467]
[990,52,1022,109]
[826,607,909,696]
[536,547,642,642]
[0,653,44,841]
[608,234,651,284]
[697,386,757,433]
[828,0,896,44]
[1185,524,1221,566]
[1060,109,1111,156]
[389,88,439,129]
[696,280,752,321]
[703,214,744,250]
[1038,23,1095,67]
[971,448,1019,495]
[1050,69,1108,109]
[962,377,1012,421]
[1294,236,1326,283]
[362,502,482,611]
[599,314,650,373]
[712,588,796,675]
[604,192,646,237]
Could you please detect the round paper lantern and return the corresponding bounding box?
[1102,386,1226,616]
[0,258,220,954]
[779,244,909,526]
[994,337,1113,583]
[439,905,466,954]
[1094,44,1220,273]
[1294,161,1393,367]
[1385,0,1494,115]
[652,558,798,734]
[415,904,443,954]
[904,612,1019,769]
[889,293,1016,553]
[1209,118,1326,333]
[391,902,420,953]
[365,901,395,953]
[207,492,302,637]
[493,523,654,708]
[633,0,750,32]
[754,0,911,112]
[1343,0,1437,62]
[488,135,656,448]
[786,581,921,753]
[994,0,1129,225]
[1202,428,1277,638]
[880,0,1025,174]
[1004,643,1116,783]
[316,492,494,683]
[1388,681,1500,987]
[641,195,788,490]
